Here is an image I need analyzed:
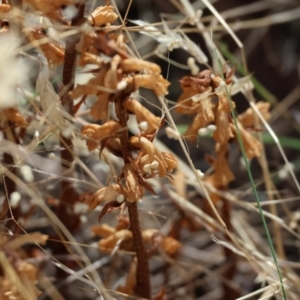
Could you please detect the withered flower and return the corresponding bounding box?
[122,163,144,202]
[176,70,212,114]
[88,5,118,27]
[233,122,261,159]
[0,108,28,128]
[212,93,234,145]
[123,98,161,133]
[238,102,271,128]
[126,74,170,96]
[205,143,235,187]
[120,58,161,75]
[84,184,125,210]
[82,120,122,151]
[0,4,11,13]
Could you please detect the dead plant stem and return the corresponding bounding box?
[115,97,151,299]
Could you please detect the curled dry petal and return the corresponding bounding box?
[23,27,65,66]
[160,152,178,172]
[238,102,271,128]
[176,71,213,115]
[185,96,215,141]
[161,236,181,255]
[212,93,234,145]
[82,120,122,151]
[84,184,124,210]
[120,58,161,75]
[233,122,261,159]
[127,74,170,96]
[0,4,11,12]
[130,136,159,162]
[205,144,234,187]
[123,98,160,133]
[105,137,122,157]
[90,93,110,121]
[123,163,144,202]
[99,229,133,254]
[88,5,118,27]
[91,224,116,237]
[1,108,28,127]
[104,55,122,89]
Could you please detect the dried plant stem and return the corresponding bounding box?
[115,97,151,299]
[54,3,85,284]
[2,122,20,228]
[58,3,85,219]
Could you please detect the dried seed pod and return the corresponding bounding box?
[88,5,118,27]
[23,27,65,66]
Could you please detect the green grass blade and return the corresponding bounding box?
[214,48,288,300]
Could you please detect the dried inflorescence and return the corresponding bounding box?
[176,66,271,221]
[92,222,181,256]
[0,233,48,300]
[78,10,177,212]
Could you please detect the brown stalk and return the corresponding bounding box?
[1,122,21,231]
[115,97,151,299]
[53,2,85,284]
[57,2,85,225]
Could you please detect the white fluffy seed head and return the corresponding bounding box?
[198,127,208,136]
[34,130,39,139]
[48,152,56,159]
[207,124,216,132]
[20,165,34,183]
[80,215,87,223]
[10,191,21,208]
[61,5,78,19]
[196,169,204,179]
[187,57,199,75]
[138,121,148,132]
[117,80,127,91]
[143,164,151,173]
[278,162,294,179]
[61,124,75,138]
[165,126,180,140]
[150,160,159,170]
[116,194,125,203]
[74,203,89,214]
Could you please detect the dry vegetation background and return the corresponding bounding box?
[0,0,300,299]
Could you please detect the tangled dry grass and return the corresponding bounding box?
[0,0,300,299]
